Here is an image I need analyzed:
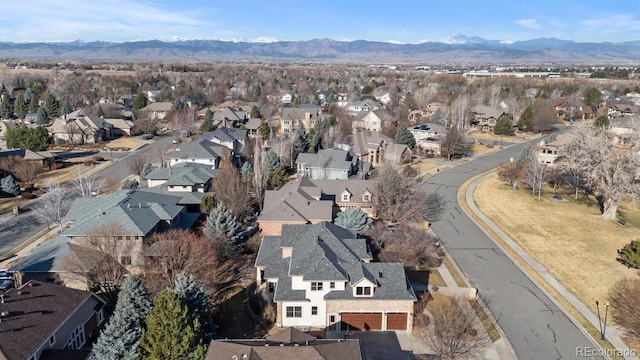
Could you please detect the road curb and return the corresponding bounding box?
[460,171,638,360]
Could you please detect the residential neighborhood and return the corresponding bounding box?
[0,56,639,360]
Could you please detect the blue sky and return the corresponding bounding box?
[2,0,640,43]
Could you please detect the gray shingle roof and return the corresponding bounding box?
[10,236,70,273]
[146,162,217,187]
[259,180,333,223]
[0,281,103,360]
[167,140,230,161]
[296,149,354,171]
[255,222,415,302]
[63,189,186,237]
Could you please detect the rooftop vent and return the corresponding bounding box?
[379,271,383,278]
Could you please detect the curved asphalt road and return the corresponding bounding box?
[424,143,603,360]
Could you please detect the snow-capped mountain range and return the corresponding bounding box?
[1,34,639,64]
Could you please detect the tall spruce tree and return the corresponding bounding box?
[36,106,48,125]
[518,106,534,131]
[172,274,217,341]
[493,115,515,136]
[0,95,13,119]
[28,95,39,113]
[45,93,60,118]
[292,123,310,159]
[91,275,152,360]
[138,290,206,360]
[13,94,27,119]
[200,109,215,132]
[132,92,148,112]
[394,123,416,149]
[62,100,73,116]
[203,202,240,240]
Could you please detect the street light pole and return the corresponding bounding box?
[603,301,610,341]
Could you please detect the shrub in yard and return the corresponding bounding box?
[121,179,139,190]
[617,240,640,269]
[83,159,97,166]
[21,192,35,199]
[608,277,640,337]
[1,175,20,196]
[92,155,105,162]
[50,161,64,170]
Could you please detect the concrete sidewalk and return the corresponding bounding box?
[464,172,639,360]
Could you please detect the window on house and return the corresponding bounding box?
[329,282,335,289]
[286,306,302,318]
[284,128,290,133]
[283,120,290,125]
[342,194,350,201]
[49,335,55,346]
[268,282,275,293]
[356,286,371,296]
[312,306,318,315]
[311,282,323,291]
[120,256,132,266]
[363,195,371,202]
[329,315,336,323]
[67,324,86,350]
[97,309,104,325]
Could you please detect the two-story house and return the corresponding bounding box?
[258,177,377,236]
[350,128,410,166]
[140,102,173,121]
[346,99,380,113]
[296,149,358,180]
[352,109,397,132]
[280,106,323,134]
[536,135,568,165]
[0,281,105,360]
[470,105,506,132]
[255,222,416,331]
[196,126,247,154]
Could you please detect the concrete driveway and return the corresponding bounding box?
[327,331,432,360]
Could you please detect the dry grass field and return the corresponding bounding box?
[107,137,144,150]
[474,175,640,316]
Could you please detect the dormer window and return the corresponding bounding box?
[342,193,350,201]
[355,286,372,296]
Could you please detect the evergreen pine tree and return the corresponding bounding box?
[240,161,253,181]
[0,95,13,119]
[292,123,310,159]
[13,94,27,119]
[36,106,48,125]
[431,108,447,126]
[45,93,60,118]
[250,105,260,118]
[518,106,534,132]
[1,175,20,196]
[203,202,240,240]
[62,100,73,116]
[493,115,515,136]
[258,121,270,138]
[138,290,206,360]
[172,274,217,341]
[263,150,280,173]
[334,208,373,233]
[394,123,416,149]
[91,275,152,360]
[309,131,322,153]
[28,95,39,113]
[132,92,148,112]
[200,109,215,132]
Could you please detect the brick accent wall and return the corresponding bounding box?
[258,220,307,236]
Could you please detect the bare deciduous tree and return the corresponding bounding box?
[0,155,20,177]
[416,295,490,360]
[169,107,197,140]
[127,156,147,177]
[13,160,43,187]
[72,168,104,198]
[374,165,434,223]
[253,137,266,211]
[450,93,470,129]
[65,122,82,145]
[496,160,522,186]
[564,123,640,220]
[531,99,557,132]
[33,181,72,231]
[143,229,250,306]
[211,157,254,223]
[523,156,546,201]
[62,222,137,304]
[366,222,441,269]
[440,126,468,161]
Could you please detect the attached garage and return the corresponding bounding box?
[386,312,408,330]
[341,312,383,331]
